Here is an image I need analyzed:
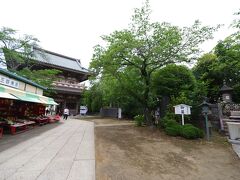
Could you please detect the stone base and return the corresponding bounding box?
[228,139,240,158]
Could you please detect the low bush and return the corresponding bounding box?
[164,119,178,128]
[159,116,178,128]
[159,116,204,139]
[134,115,144,126]
[180,124,204,139]
[165,124,182,136]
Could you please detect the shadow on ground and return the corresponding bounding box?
[0,122,63,153]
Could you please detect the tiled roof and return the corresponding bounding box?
[33,47,90,74]
[220,84,233,92]
[220,81,233,92]
[0,68,46,90]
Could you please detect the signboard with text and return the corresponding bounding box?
[0,75,20,89]
[80,106,88,115]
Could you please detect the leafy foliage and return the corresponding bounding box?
[165,125,182,136]
[193,11,240,102]
[83,74,143,116]
[153,65,196,98]
[90,1,219,124]
[0,27,61,91]
[16,68,61,95]
[180,124,204,139]
[0,27,39,70]
[134,115,144,126]
[160,117,203,139]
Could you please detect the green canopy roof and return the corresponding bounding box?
[0,84,58,105]
[13,92,42,103]
[0,92,18,100]
[48,98,58,105]
[0,86,4,92]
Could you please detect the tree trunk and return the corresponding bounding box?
[142,66,152,125]
[143,106,152,126]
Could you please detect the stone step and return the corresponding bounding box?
[222,119,240,122]
[221,119,240,136]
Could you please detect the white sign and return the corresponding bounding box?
[174,104,191,115]
[118,108,122,119]
[174,104,192,125]
[0,75,19,89]
[80,106,88,115]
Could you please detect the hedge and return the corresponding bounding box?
[160,118,203,139]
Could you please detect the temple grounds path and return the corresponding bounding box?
[85,117,240,180]
[0,119,95,180]
[1,116,240,180]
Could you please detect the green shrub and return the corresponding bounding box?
[165,124,182,136]
[134,115,144,126]
[180,124,204,139]
[158,118,166,128]
[159,116,178,128]
[159,116,204,139]
[164,119,178,127]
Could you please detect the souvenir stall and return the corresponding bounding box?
[0,68,59,136]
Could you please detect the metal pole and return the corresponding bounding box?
[205,113,210,141]
[181,113,184,125]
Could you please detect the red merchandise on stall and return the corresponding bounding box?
[0,68,59,136]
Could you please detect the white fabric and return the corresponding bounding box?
[64,108,69,115]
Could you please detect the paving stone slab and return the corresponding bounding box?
[0,119,95,180]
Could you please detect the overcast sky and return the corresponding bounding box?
[0,0,239,68]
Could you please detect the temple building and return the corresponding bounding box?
[33,47,91,115]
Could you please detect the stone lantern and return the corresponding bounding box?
[220,81,233,103]
[199,98,212,141]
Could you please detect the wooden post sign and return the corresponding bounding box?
[173,104,192,125]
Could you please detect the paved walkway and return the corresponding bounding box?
[0,119,95,180]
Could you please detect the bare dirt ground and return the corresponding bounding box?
[80,117,240,180]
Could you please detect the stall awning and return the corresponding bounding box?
[48,98,58,105]
[0,92,18,100]
[13,92,43,103]
[0,84,58,105]
[0,85,18,100]
[39,96,59,105]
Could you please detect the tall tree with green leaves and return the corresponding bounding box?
[0,27,61,94]
[193,10,240,102]
[153,64,196,99]
[90,1,219,125]
[0,27,39,70]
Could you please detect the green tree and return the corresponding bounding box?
[0,27,61,92]
[193,10,240,102]
[0,27,39,70]
[90,1,219,125]
[152,64,207,121]
[192,53,221,102]
[152,64,196,99]
[82,83,104,113]
[84,73,143,117]
[17,68,61,96]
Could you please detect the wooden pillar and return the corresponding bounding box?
[63,100,66,109]
[76,101,79,115]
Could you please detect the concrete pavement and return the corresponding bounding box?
[0,119,95,180]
